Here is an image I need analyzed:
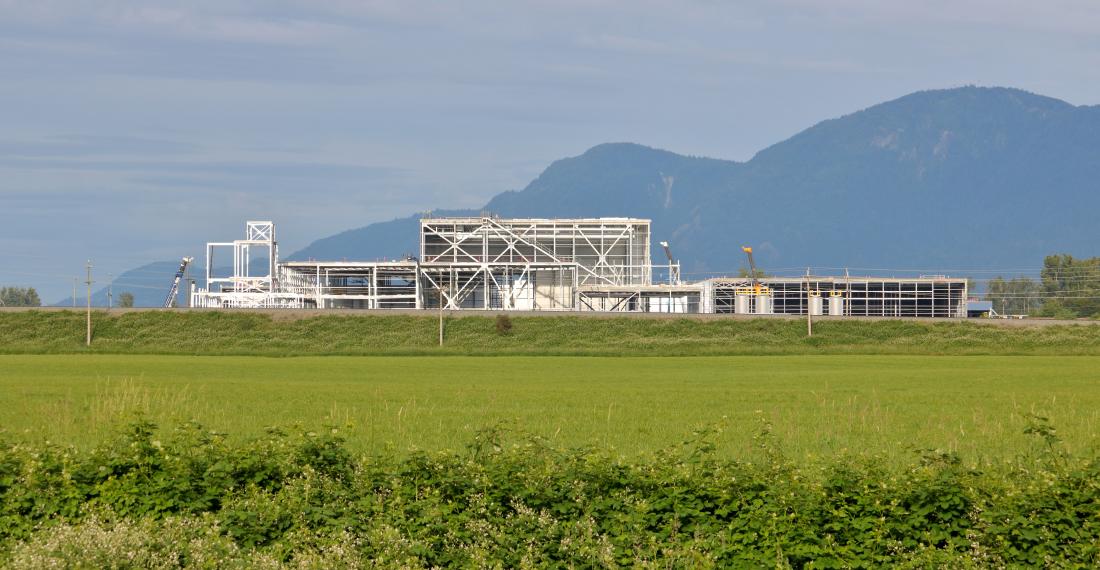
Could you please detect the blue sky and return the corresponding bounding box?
[2,0,1098,302]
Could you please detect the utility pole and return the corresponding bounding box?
[183,263,191,308]
[805,275,813,337]
[72,277,77,308]
[85,260,93,346]
[107,273,113,310]
[437,287,444,346]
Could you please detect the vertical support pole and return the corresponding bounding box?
[806,277,813,337]
[72,278,77,308]
[85,260,93,346]
[438,287,444,346]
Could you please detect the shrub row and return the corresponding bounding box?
[2,418,1098,567]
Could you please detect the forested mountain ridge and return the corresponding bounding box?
[291,86,1100,276]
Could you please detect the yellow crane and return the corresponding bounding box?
[741,246,763,294]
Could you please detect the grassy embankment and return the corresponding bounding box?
[2,310,1100,356]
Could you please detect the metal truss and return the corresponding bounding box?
[420,217,652,288]
[204,220,279,295]
[418,263,576,310]
[194,221,293,308]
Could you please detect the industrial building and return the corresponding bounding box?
[190,219,969,318]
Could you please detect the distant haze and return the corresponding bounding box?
[2,1,1099,302]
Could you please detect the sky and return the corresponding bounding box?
[2,0,1099,302]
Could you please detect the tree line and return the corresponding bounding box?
[0,287,41,307]
[0,287,136,308]
[984,254,1100,318]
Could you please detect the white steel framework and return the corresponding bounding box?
[706,277,968,318]
[191,219,968,318]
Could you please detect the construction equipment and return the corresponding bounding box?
[163,256,194,308]
[741,246,762,293]
[658,241,680,285]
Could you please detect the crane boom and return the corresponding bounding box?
[163,256,194,309]
[741,246,760,293]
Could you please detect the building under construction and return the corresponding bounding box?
[190,219,968,318]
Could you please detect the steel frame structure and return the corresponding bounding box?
[192,219,968,318]
[706,277,968,318]
[194,221,307,308]
[576,285,702,313]
[281,262,420,309]
[416,217,652,310]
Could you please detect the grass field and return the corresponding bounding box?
[4,353,1099,465]
[3,310,1100,356]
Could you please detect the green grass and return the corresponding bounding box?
[4,354,1099,465]
[3,310,1100,356]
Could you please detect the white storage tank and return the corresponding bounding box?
[808,292,823,316]
[754,291,772,314]
[735,291,752,314]
[828,291,845,316]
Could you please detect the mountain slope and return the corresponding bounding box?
[291,86,1100,276]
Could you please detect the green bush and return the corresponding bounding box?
[2,419,1100,567]
[495,313,513,335]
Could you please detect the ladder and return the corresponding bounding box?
[163,257,194,308]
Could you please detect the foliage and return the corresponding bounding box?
[984,276,1042,316]
[2,419,1100,567]
[494,313,513,335]
[0,287,40,307]
[118,292,135,308]
[736,267,772,279]
[1040,254,1100,318]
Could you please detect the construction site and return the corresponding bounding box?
[187,219,969,318]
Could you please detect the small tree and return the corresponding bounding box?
[118,292,135,308]
[495,314,513,335]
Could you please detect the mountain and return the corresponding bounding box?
[288,87,1100,276]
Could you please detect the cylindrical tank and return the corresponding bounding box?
[828,291,845,316]
[754,292,772,314]
[808,293,823,316]
[735,292,751,314]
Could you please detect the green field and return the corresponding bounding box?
[6,315,1100,566]
[4,353,1099,464]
